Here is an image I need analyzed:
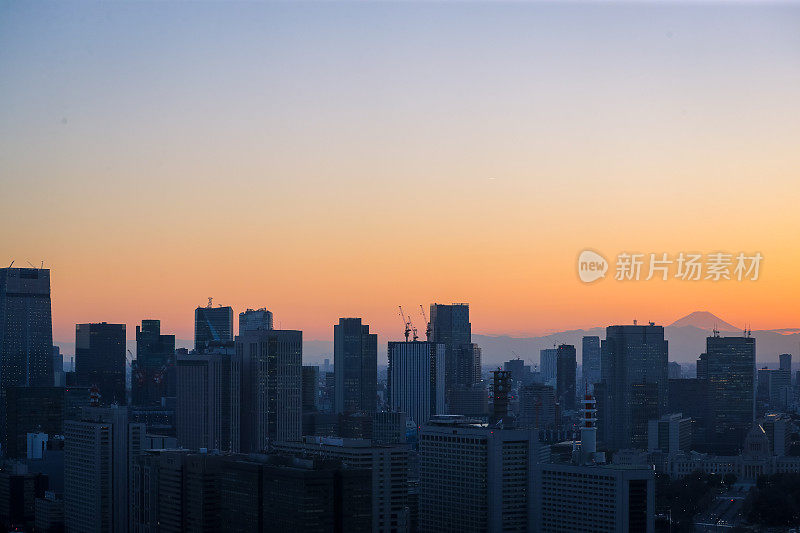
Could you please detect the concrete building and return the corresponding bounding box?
[274,436,409,533]
[780,353,792,372]
[517,383,557,429]
[419,416,539,532]
[334,318,377,415]
[387,341,445,427]
[175,348,239,452]
[302,365,320,413]
[236,328,302,451]
[647,413,692,455]
[64,406,145,533]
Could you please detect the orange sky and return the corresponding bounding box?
[2,2,799,346]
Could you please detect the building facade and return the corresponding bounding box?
[387,341,445,427]
[194,304,233,353]
[132,320,176,406]
[75,323,127,405]
[334,318,377,415]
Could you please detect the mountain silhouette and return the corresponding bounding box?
[669,311,740,332]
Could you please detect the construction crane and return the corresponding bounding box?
[419,304,431,341]
[398,306,412,342]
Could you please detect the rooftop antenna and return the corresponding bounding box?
[207,297,213,308]
[40,260,44,269]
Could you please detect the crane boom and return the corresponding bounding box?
[398,306,411,342]
[419,304,431,341]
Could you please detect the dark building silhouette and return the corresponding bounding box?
[599,324,668,450]
[0,267,54,389]
[194,303,233,353]
[581,336,601,390]
[75,323,127,405]
[236,329,302,451]
[132,320,176,406]
[518,383,557,428]
[333,318,377,415]
[429,303,481,412]
[2,386,89,458]
[668,378,709,449]
[176,348,238,452]
[302,365,320,413]
[698,335,755,454]
[0,463,49,531]
[556,344,577,411]
[131,450,371,533]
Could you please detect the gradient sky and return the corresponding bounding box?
[2,1,799,347]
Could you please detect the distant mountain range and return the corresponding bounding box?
[474,311,800,367]
[55,311,799,368]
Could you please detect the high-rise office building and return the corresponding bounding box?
[75,323,127,405]
[0,463,49,531]
[334,318,377,415]
[302,365,320,413]
[535,462,654,532]
[419,416,539,532]
[387,341,446,427]
[132,320,176,406]
[540,348,558,384]
[238,308,273,332]
[517,383,557,429]
[3,386,75,458]
[64,406,145,533]
[429,303,481,393]
[556,344,576,411]
[599,324,668,450]
[52,345,65,387]
[668,361,682,379]
[780,353,792,372]
[668,378,709,449]
[698,335,755,454]
[176,349,239,452]
[236,328,302,451]
[581,336,601,390]
[274,436,409,533]
[0,267,54,390]
[194,302,233,353]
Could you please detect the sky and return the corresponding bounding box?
[1,1,799,346]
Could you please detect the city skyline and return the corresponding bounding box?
[3,2,800,344]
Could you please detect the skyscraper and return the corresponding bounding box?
[64,406,145,533]
[429,303,481,393]
[194,302,233,353]
[236,328,302,451]
[419,416,540,532]
[600,324,668,450]
[0,267,54,389]
[238,308,273,332]
[581,336,601,390]
[698,335,755,454]
[333,318,377,415]
[556,344,577,411]
[387,341,446,427]
[302,365,320,413]
[75,323,127,405]
[132,320,176,406]
[539,348,558,385]
[780,353,792,372]
[176,349,239,452]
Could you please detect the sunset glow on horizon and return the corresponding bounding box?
[2,2,799,346]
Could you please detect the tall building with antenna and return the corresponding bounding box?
[194,299,233,353]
